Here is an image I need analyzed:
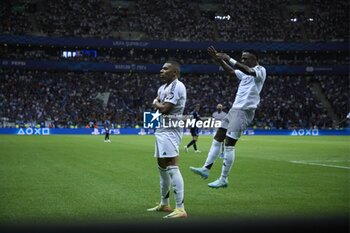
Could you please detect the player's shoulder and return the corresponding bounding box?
[175,79,186,88]
[172,79,186,92]
[254,64,266,74]
[158,83,166,92]
[254,65,267,77]
[255,64,266,71]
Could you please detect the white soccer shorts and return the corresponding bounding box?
[220,108,255,140]
[154,130,182,158]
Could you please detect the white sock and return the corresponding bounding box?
[167,165,184,209]
[220,146,235,182]
[158,166,170,206]
[204,139,223,169]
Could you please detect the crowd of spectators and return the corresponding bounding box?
[255,75,331,129]
[0,0,348,130]
[2,45,349,66]
[1,69,347,129]
[317,75,349,122]
[0,0,33,35]
[35,0,113,38]
[1,0,348,42]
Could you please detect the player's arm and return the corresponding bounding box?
[231,61,256,76]
[208,46,236,78]
[153,100,174,115]
[153,82,185,115]
[216,52,256,77]
[197,113,204,122]
[152,92,174,114]
[218,59,237,78]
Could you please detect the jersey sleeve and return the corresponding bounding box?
[157,86,162,97]
[234,70,245,80]
[164,82,185,105]
[193,112,200,120]
[253,65,266,81]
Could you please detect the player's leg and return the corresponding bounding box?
[208,109,254,188]
[163,132,187,218]
[104,128,109,141]
[189,128,226,179]
[185,131,197,150]
[162,156,187,218]
[147,135,172,212]
[184,130,195,152]
[193,137,198,151]
[193,130,201,153]
[207,135,237,188]
[213,129,224,159]
[219,143,225,159]
[148,132,187,218]
[186,138,196,149]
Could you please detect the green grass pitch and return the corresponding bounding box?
[0,135,349,225]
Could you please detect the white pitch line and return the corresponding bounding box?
[290,160,350,170]
[295,160,349,163]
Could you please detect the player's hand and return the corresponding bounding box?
[216,53,230,61]
[207,46,219,59]
[153,98,159,105]
[152,97,160,108]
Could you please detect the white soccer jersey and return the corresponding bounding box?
[212,111,227,121]
[232,65,266,110]
[157,79,186,116]
[155,78,186,157]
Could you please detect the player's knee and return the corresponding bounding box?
[225,137,237,146]
[214,128,226,142]
[165,157,178,167]
[157,159,167,169]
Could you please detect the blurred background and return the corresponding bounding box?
[0,0,349,131]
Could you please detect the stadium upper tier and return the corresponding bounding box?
[1,0,348,42]
[0,69,348,129]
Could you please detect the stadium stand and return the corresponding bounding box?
[1,0,348,41]
[0,0,349,130]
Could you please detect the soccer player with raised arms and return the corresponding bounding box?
[190,46,267,189]
[147,61,188,218]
